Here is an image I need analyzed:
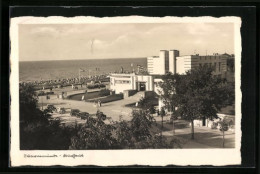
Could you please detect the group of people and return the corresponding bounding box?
[19,74,110,89]
[95,100,102,107]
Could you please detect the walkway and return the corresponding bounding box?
[160,120,235,148]
[39,91,144,122]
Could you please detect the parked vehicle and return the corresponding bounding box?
[46,91,54,95]
[70,109,80,116]
[57,107,66,114]
[78,112,89,120]
[38,91,45,96]
[46,104,56,112]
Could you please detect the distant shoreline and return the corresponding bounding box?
[19,58,147,82]
[19,57,146,62]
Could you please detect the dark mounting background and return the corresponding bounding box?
[0,0,259,174]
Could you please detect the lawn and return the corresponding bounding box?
[67,90,123,103]
[149,119,235,148]
[87,94,123,103]
[67,91,100,101]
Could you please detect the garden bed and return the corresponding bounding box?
[87,94,123,103]
[68,90,123,103]
[67,91,100,101]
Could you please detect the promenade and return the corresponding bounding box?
[39,86,235,149]
[39,87,144,123]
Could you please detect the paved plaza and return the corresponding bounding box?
[39,87,235,149]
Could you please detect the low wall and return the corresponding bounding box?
[123,90,137,98]
[66,88,102,99]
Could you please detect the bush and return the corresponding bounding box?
[99,89,110,97]
[69,111,118,150]
[87,83,106,89]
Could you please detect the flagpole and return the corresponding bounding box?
[79,69,81,82]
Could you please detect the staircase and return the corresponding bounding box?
[124,91,145,103]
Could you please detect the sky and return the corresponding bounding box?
[19,23,234,61]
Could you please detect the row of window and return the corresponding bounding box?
[115,80,131,84]
[199,56,223,60]
[112,76,131,78]
[199,62,222,71]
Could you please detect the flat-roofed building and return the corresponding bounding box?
[147,50,169,75]
[169,50,180,74]
[176,53,228,76]
[147,49,230,77]
[110,73,154,94]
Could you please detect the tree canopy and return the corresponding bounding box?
[159,66,235,139]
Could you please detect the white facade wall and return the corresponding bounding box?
[160,50,169,73]
[147,56,157,74]
[153,78,164,110]
[110,74,136,94]
[136,75,154,91]
[169,50,180,74]
[147,56,165,75]
[147,50,170,75]
[176,55,193,74]
[176,54,228,75]
[110,73,154,94]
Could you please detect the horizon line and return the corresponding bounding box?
[19,57,147,62]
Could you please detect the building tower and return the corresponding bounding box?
[159,50,169,74]
[169,50,180,74]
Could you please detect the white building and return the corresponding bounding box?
[109,49,232,111]
[176,54,228,76]
[147,50,229,76]
[110,73,154,94]
[146,49,232,112]
[169,50,180,74]
[147,50,169,75]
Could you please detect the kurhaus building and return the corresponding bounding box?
[110,73,153,94]
[109,49,233,95]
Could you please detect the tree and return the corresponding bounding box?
[160,107,166,136]
[114,119,134,148]
[69,110,118,150]
[158,72,182,136]
[159,66,234,139]
[130,109,155,142]
[138,93,157,114]
[19,83,76,150]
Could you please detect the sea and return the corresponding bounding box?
[19,58,147,82]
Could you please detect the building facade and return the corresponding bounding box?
[147,50,170,75]
[110,49,232,107]
[147,50,229,76]
[176,54,228,76]
[110,73,154,94]
[146,49,233,111]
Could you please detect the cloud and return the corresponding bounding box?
[19,23,234,61]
